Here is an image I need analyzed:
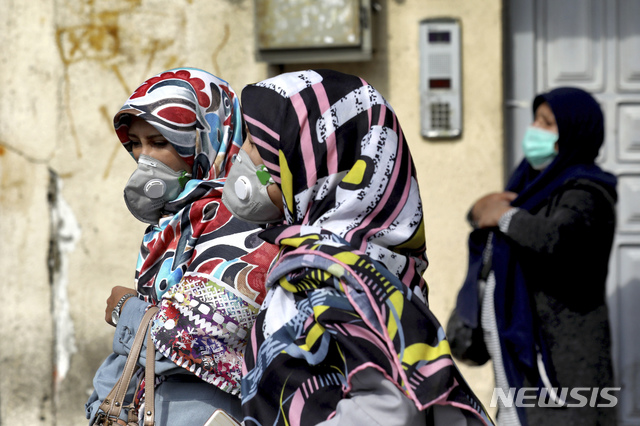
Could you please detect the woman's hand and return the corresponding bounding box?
[105,286,137,326]
[470,191,518,229]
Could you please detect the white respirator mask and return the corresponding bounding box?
[222,149,283,224]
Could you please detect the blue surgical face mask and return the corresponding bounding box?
[522,126,559,170]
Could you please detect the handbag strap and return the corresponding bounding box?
[143,327,156,426]
[98,306,159,421]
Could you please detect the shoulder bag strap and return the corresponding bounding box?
[98,306,159,421]
[142,327,156,426]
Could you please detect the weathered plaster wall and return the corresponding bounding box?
[0,0,502,424]
[1,0,59,424]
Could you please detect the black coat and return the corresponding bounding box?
[506,178,616,425]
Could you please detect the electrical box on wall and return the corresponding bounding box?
[254,0,372,64]
[419,18,462,139]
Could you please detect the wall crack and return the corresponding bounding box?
[0,141,53,165]
[47,170,81,406]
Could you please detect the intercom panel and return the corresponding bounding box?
[419,18,462,139]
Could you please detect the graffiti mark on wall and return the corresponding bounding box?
[212,24,231,77]
[56,23,119,65]
[54,2,189,169]
[100,105,122,180]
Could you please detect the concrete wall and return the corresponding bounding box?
[0,0,502,424]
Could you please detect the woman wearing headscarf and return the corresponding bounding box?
[460,87,617,425]
[222,69,492,426]
[85,68,279,425]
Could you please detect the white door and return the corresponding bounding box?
[505,1,640,424]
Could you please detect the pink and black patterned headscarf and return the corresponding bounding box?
[242,69,428,292]
[239,70,491,425]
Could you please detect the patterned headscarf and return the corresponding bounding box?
[113,68,279,394]
[115,67,242,181]
[239,70,491,425]
[243,69,428,292]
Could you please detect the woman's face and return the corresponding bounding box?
[241,132,284,212]
[128,117,190,172]
[532,101,559,152]
[532,102,558,134]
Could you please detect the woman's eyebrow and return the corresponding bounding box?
[128,132,166,139]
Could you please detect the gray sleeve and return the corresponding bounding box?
[85,299,150,423]
[85,353,132,424]
[316,368,426,426]
[113,297,184,375]
[498,207,520,233]
[502,184,613,256]
[86,298,190,423]
[316,368,485,426]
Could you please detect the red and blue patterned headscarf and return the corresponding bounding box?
[113,68,278,395]
[115,67,243,182]
[239,70,492,425]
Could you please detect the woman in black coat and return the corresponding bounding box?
[466,87,617,425]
